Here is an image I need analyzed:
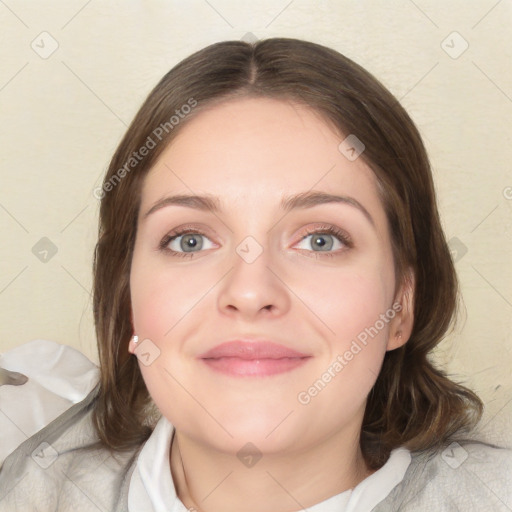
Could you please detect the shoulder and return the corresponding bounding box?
[375,440,512,511]
[0,387,141,512]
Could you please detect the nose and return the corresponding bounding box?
[216,239,291,321]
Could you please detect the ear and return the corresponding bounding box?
[386,267,415,351]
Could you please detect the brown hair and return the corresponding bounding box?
[91,37,483,469]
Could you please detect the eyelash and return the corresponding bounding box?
[158,224,353,259]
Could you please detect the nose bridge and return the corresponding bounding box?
[235,232,267,266]
[229,202,285,273]
[216,224,289,316]
[230,230,272,287]
[228,199,275,265]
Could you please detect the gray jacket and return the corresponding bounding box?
[1,385,511,511]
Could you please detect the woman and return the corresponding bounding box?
[1,37,510,511]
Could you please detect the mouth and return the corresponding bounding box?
[198,340,312,377]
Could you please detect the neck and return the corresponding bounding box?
[169,427,374,512]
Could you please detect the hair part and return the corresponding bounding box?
[91,37,483,468]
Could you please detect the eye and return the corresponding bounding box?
[294,224,353,257]
[159,227,215,258]
[158,223,353,259]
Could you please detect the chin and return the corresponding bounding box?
[216,405,303,447]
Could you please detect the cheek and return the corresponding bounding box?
[295,265,391,399]
[297,263,391,346]
[130,254,208,340]
[297,269,391,428]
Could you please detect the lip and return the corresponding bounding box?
[198,340,312,377]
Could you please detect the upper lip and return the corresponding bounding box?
[198,340,311,360]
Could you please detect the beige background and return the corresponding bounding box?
[1,1,511,443]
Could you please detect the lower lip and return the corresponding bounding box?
[200,357,310,377]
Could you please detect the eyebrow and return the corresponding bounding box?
[142,191,375,227]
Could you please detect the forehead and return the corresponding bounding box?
[140,97,386,230]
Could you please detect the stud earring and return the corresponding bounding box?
[132,335,139,345]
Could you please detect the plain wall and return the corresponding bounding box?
[1,0,511,443]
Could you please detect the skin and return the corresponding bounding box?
[129,96,414,512]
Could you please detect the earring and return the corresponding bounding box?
[396,331,402,339]
[132,335,139,345]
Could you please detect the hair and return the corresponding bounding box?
[91,37,483,469]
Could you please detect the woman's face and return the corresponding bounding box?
[129,96,411,455]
